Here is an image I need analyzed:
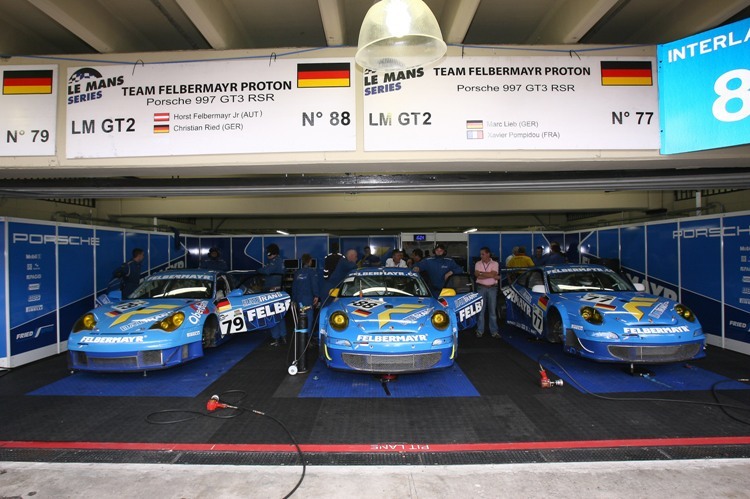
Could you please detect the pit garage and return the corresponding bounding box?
[1,1,750,497]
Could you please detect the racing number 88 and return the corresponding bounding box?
[713,69,750,122]
[351,300,378,309]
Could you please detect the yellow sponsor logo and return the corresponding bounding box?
[110,304,179,326]
[623,297,659,321]
[377,304,424,328]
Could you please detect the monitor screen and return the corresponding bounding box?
[284,259,299,270]
[414,234,427,241]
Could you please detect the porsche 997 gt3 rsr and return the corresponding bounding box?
[67,269,290,372]
[319,268,483,373]
[502,264,705,363]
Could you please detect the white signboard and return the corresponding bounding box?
[0,65,57,156]
[363,56,659,151]
[66,59,355,158]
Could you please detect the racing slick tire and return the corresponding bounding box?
[202,315,219,349]
[546,310,564,343]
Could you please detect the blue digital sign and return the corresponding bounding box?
[658,18,750,154]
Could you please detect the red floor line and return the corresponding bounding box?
[1,436,750,453]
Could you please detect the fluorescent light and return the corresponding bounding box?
[463,228,478,233]
[276,230,289,235]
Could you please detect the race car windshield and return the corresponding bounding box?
[547,270,635,293]
[130,278,214,299]
[339,275,431,297]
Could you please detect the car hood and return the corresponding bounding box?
[557,291,690,326]
[88,298,209,334]
[330,296,440,332]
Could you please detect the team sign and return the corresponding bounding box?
[66,60,355,158]
[0,65,57,156]
[363,56,659,151]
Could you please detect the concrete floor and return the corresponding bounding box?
[1,459,748,498]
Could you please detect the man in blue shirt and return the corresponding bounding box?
[414,244,463,296]
[325,249,358,297]
[200,247,229,271]
[259,244,287,346]
[114,248,144,298]
[540,241,566,265]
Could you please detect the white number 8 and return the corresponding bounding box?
[713,69,750,122]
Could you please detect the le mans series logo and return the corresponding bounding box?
[67,67,125,105]
[363,67,425,96]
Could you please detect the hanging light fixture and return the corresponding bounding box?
[356,0,447,71]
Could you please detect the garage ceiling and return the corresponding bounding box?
[1,0,750,234]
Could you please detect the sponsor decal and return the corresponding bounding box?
[347,299,384,310]
[571,324,584,331]
[188,301,209,325]
[148,273,211,280]
[80,336,145,343]
[111,300,148,312]
[455,292,480,308]
[246,299,290,321]
[186,331,201,338]
[649,301,669,320]
[547,266,614,275]
[241,292,285,307]
[458,300,483,323]
[401,307,433,322]
[504,288,533,318]
[622,326,690,334]
[352,309,372,317]
[356,334,428,343]
[11,233,100,246]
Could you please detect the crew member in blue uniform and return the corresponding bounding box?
[259,243,287,346]
[114,248,145,298]
[292,253,320,332]
[413,244,463,296]
[200,247,228,271]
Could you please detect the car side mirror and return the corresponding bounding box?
[634,282,646,292]
[228,289,243,297]
[439,288,456,297]
[531,284,546,294]
[107,290,122,302]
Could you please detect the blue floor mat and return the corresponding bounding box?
[29,333,267,398]
[502,328,750,394]
[298,362,479,398]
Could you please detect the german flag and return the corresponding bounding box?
[153,124,169,134]
[297,62,350,88]
[600,61,652,86]
[3,70,53,95]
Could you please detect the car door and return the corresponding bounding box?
[216,272,291,336]
[503,269,546,337]
[440,274,483,331]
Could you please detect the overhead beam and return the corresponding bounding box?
[440,0,481,44]
[318,0,347,46]
[27,0,144,53]
[174,0,247,49]
[527,0,621,44]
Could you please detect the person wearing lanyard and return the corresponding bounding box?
[474,247,500,339]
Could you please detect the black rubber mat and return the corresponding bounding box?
[1,321,749,465]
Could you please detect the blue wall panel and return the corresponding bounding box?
[620,226,646,274]
[646,222,679,286]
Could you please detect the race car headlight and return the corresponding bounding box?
[431,310,450,330]
[72,313,97,333]
[150,311,185,332]
[332,338,352,347]
[329,311,349,331]
[693,328,704,337]
[580,306,603,325]
[674,304,696,322]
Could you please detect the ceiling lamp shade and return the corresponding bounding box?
[355,0,447,71]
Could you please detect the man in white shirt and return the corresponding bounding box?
[385,249,408,268]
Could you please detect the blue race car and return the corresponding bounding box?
[68,269,290,372]
[319,268,483,373]
[502,264,705,363]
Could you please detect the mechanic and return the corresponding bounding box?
[292,253,320,335]
[539,241,567,265]
[324,249,358,297]
[533,245,544,265]
[113,248,144,298]
[506,245,535,282]
[260,243,287,346]
[474,247,500,338]
[357,246,381,268]
[322,242,343,282]
[407,248,423,269]
[413,244,463,296]
[200,246,229,271]
[385,248,408,268]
